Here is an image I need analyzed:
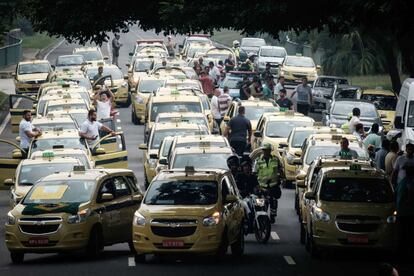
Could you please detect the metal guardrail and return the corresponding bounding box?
[0,32,22,68]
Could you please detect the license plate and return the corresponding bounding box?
[28,237,49,245]
[347,235,368,244]
[162,240,184,247]
[295,79,302,83]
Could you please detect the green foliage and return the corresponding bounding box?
[21,32,58,49]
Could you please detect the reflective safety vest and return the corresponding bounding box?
[341,122,350,134]
[256,155,279,188]
[233,47,240,60]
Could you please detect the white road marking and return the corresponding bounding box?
[43,39,65,60]
[271,231,280,240]
[128,257,136,267]
[0,98,22,135]
[283,256,296,265]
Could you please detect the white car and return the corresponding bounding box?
[255,46,287,73]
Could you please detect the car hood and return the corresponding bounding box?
[330,114,381,127]
[322,201,395,217]
[139,204,217,217]
[17,73,49,82]
[282,66,316,74]
[257,57,284,65]
[241,46,260,55]
[313,87,332,95]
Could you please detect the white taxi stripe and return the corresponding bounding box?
[283,256,296,265]
[271,231,280,240]
[128,257,136,267]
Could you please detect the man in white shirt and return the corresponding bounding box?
[349,107,361,133]
[93,90,115,120]
[19,110,42,156]
[208,61,220,84]
[79,110,115,149]
[211,88,222,127]
[274,76,285,100]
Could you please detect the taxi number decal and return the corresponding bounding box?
[30,185,68,200]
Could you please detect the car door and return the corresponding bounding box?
[98,118,117,152]
[91,132,128,169]
[253,117,265,149]
[0,139,24,190]
[221,175,239,243]
[9,95,37,133]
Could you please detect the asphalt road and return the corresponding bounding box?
[0,26,412,276]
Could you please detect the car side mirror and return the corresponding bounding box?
[394,116,404,129]
[278,142,288,148]
[149,153,158,159]
[223,116,230,122]
[294,150,302,157]
[304,191,316,200]
[93,148,106,155]
[296,180,306,188]
[123,74,129,80]
[225,194,238,203]
[159,158,168,165]
[139,143,148,150]
[133,194,143,203]
[4,178,15,186]
[254,131,262,138]
[12,151,23,159]
[292,158,302,165]
[126,63,130,67]
[100,193,114,202]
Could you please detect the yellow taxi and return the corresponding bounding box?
[13,60,52,95]
[73,46,107,66]
[47,70,93,96]
[360,88,397,132]
[132,167,244,262]
[130,75,167,125]
[42,98,90,117]
[252,111,314,151]
[182,41,213,60]
[155,112,218,134]
[165,78,203,91]
[150,66,188,80]
[278,55,320,85]
[139,122,209,187]
[126,56,161,89]
[280,124,343,184]
[30,148,95,169]
[31,114,79,131]
[5,167,142,263]
[35,93,86,117]
[301,164,397,257]
[5,152,84,207]
[85,64,130,107]
[294,134,368,217]
[220,99,279,134]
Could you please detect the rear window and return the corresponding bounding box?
[319,177,393,203]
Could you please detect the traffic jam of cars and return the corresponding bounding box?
[2,32,412,267]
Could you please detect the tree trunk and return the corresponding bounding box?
[382,44,401,93]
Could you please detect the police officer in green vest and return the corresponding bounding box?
[255,143,282,223]
[341,113,353,134]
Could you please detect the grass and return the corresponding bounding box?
[211,30,243,47]
[346,75,408,91]
[21,32,59,49]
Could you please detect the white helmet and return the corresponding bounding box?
[233,40,240,46]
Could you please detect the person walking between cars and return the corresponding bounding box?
[276,89,293,111]
[335,137,358,159]
[79,110,115,149]
[262,76,275,100]
[391,142,414,187]
[211,88,222,127]
[199,70,214,98]
[19,110,42,157]
[291,77,312,115]
[255,143,281,223]
[349,107,361,133]
[363,123,382,150]
[93,89,115,121]
[249,76,264,98]
[353,123,366,142]
[166,35,176,57]
[274,76,285,100]
[385,141,399,176]
[374,139,390,171]
[224,54,235,72]
[93,66,104,84]
[218,86,232,117]
[261,63,273,81]
[112,34,122,67]
[224,106,252,156]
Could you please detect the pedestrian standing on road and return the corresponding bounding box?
[193,60,202,76]
[79,110,115,149]
[93,89,115,120]
[218,86,232,118]
[93,66,104,84]
[391,142,414,187]
[261,63,273,81]
[353,123,366,142]
[239,76,251,100]
[291,77,312,115]
[374,139,390,170]
[335,137,358,159]
[276,89,293,111]
[209,61,220,84]
[211,87,222,127]
[274,76,285,100]
[385,141,399,176]
[166,35,176,57]
[224,54,235,72]
[19,110,42,157]
[199,70,214,98]
[198,57,205,68]
[262,76,275,100]
[249,76,263,98]
[363,123,382,150]
[224,106,252,156]
[349,107,361,133]
[112,34,122,67]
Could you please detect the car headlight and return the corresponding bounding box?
[133,211,146,226]
[286,152,296,165]
[135,95,144,104]
[387,211,397,224]
[255,198,266,207]
[121,81,128,88]
[7,212,16,225]
[67,208,91,224]
[202,211,221,227]
[311,206,330,222]
[148,158,157,168]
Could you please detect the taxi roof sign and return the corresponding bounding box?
[185,166,195,176]
[331,135,342,141]
[313,122,324,127]
[350,164,362,171]
[42,151,55,158]
[285,110,295,116]
[73,165,86,172]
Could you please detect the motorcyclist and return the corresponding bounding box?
[226,154,240,179]
[232,40,240,62]
[254,143,282,223]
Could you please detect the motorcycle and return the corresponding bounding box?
[244,194,271,244]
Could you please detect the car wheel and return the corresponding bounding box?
[86,225,104,259]
[306,229,321,258]
[216,230,228,258]
[131,109,138,125]
[294,193,299,215]
[231,225,245,256]
[10,252,24,264]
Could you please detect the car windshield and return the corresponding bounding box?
[138,79,165,93]
[285,57,315,68]
[87,68,123,80]
[31,138,87,153]
[134,60,153,72]
[150,129,208,149]
[151,102,202,121]
[332,102,378,118]
[260,48,286,57]
[23,180,95,204]
[157,117,208,129]
[46,103,87,114]
[144,180,217,205]
[172,153,230,170]
[360,94,397,111]
[244,106,278,121]
[188,47,210,58]
[18,163,80,186]
[18,63,49,74]
[57,56,84,66]
[74,77,93,90]
[241,39,266,47]
[68,112,87,126]
[335,88,359,100]
[305,145,368,165]
[35,122,77,131]
[320,177,394,203]
[266,121,313,138]
[221,77,242,89]
[291,130,314,147]
[408,101,414,127]
[76,50,102,61]
[315,78,348,88]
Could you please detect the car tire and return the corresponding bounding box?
[300,223,306,245]
[86,225,104,259]
[294,193,299,215]
[10,252,24,264]
[132,109,138,125]
[216,230,228,258]
[134,253,146,263]
[231,225,245,256]
[306,229,321,258]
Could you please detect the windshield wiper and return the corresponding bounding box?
[267,135,283,138]
[20,182,34,186]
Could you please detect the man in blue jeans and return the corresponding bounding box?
[224,106,252,156]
